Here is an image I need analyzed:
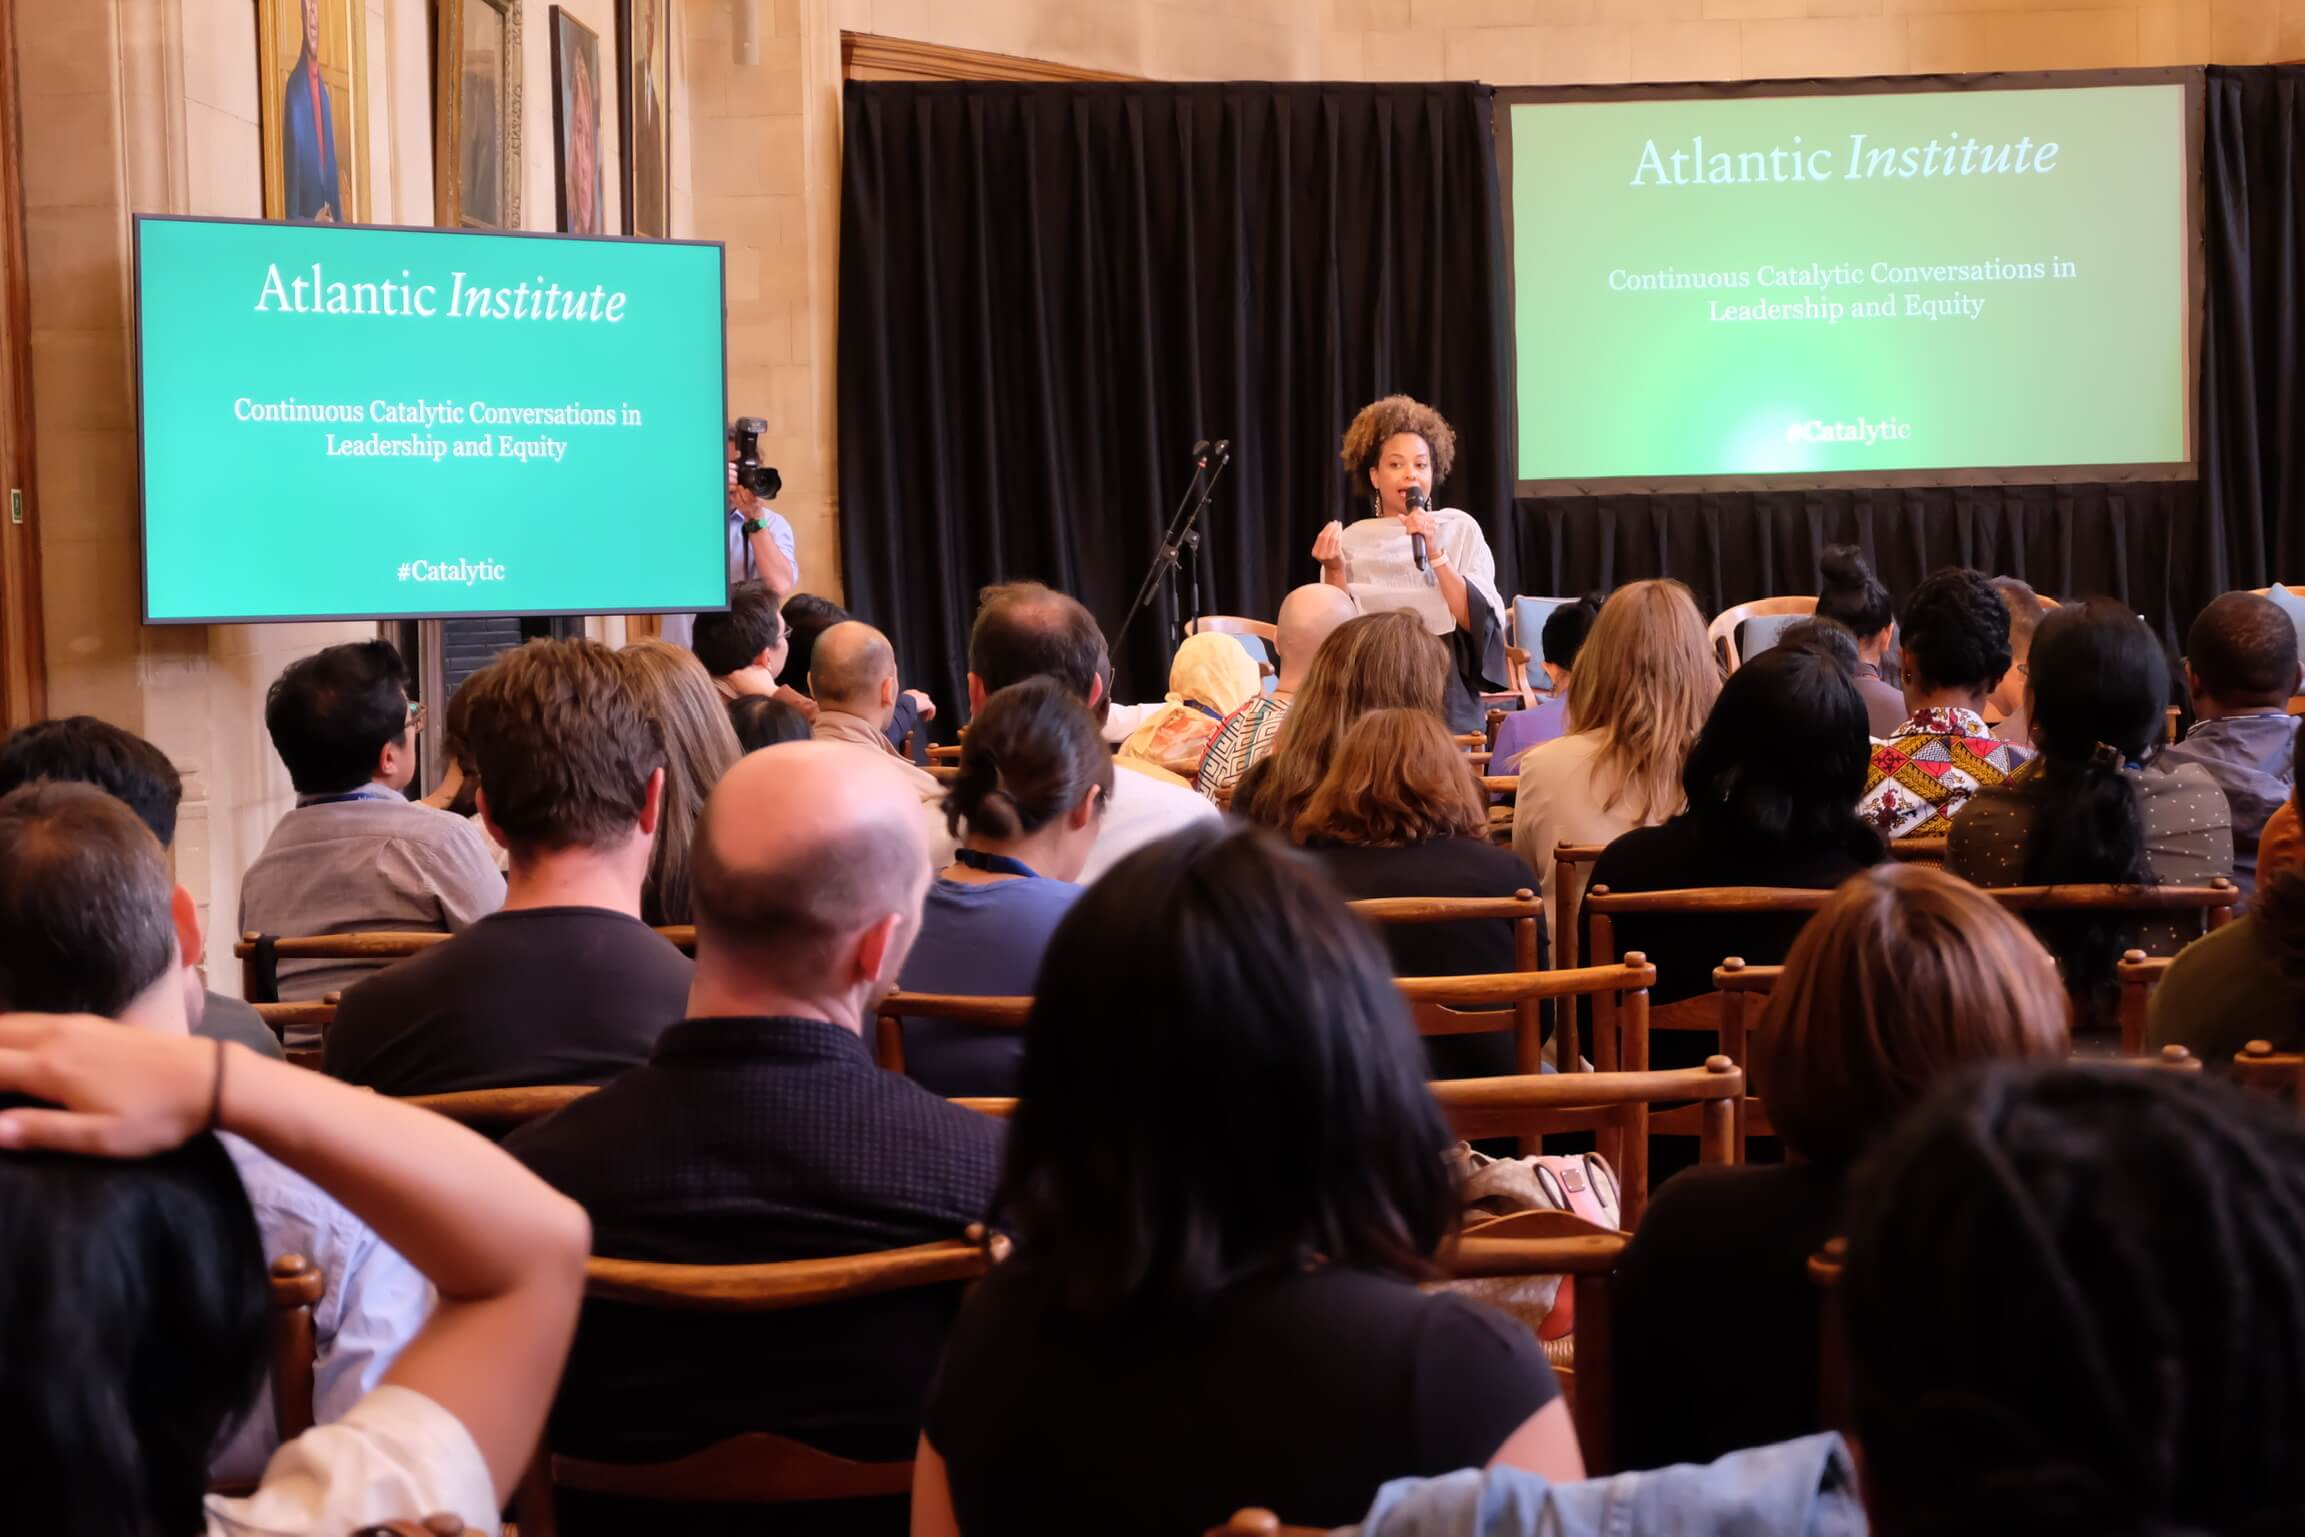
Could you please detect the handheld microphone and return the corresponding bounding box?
[1404,485,1430,576]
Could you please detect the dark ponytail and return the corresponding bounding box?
[1816,545,1893,637]
[2019,600,2163,1012]
[945,677,1114,843]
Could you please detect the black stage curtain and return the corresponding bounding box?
[840,69,2305,686]
[838,82,1513,710]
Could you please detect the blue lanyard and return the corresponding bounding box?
[954,848,1040,879]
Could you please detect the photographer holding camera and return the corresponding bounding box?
[726,416,798,597]
[661,419,798,652]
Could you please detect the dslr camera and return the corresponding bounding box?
[728,417,783,500]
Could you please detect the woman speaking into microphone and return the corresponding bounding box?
[1311,395,1508,733]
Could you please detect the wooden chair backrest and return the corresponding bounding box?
[1431,1055,1741,1229]
[254,998,337,1070]
[1705,595,1817,672]
[1550,842,1611,972]
[526,1230,1006,1523]
[1353,890,1547,1070]
[402,1084,595,1133]
[269,1253,325,1443]
[237,924,699,998]
[926,742,962,763]
[1188,614,1280,644]
[1581,888,1835,1079]
[2116,949,2174,1056]
[1396,955,1647,1090]
[2235,1041,2305,1108]
[1887,836,1948,865]
[1446,1213,1634,1472]
[872,993,1032,1071]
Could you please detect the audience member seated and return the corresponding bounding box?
[1773,614,1862,675]
[1513,579,1720,908]
[619,640,743,926]
[691,578,809,729]
[896,679,1110,1096]
[1613,863,2068,1472]
[780,590,935,755]
[1985,575,2045,746]
[1490,593,1603,775]
[1233,609,1452,829]
[1951,599,2231,1022]
[0,783,434,1487]
[967,580,1218,882]
[239,640,503,1000]
[1587,645,1886,1008]
[0,716,283,1061]
[1197,583,1356,803]
[1857,567,2032,840]
[727,692,815,751]
[506,741,999,1536]
[0,944,585,1532]
[2149,725,2305,1064]
[412,677,508,873]
[812,619,961,865]
[1814,545,1904,737]
[1344,1063,2304,1536]
[1118,631,1263,782]
[912,824,1578,1537]
[326,640,693,1097]
[2156,590,2302,904]
[1839,1063,2305,1533]
[1292,707,1542,1079]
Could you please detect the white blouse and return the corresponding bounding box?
[206,1385,498,1537]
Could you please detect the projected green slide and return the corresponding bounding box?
[1508,84,2189,485]
[135,216,727,622]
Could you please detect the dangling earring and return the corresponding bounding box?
[1370,493,1383,520]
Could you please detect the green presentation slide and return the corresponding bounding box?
[1509,84,2189,485]
[135,216,727,622]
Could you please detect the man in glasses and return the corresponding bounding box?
[241,639,505,1001]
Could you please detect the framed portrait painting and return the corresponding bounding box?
[436,0,523,230]
[618,0,670,238]
[551,9,606,234]
[257,0,370,223]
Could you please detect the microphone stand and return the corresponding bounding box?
[1114,442,1232,664]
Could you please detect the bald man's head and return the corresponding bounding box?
[809,621,898,722]
[690,741,931,1000]
[1276,584,1359,691]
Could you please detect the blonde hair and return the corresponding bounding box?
[1243,611,1449,828]
[619,640,742,925]
[1563,580,1720,823]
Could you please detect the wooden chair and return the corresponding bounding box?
[1394,953,1637,1099]
[926,742,962,764]
[402,1084,595,1133]
[255,997,338,1070]
[1550,843,1611,973]
[1354,891,1545,1068]
[1886,836,1948,865]
[215,1254,329,1497]
[1432,1054,1741,1229]
[2235,1041,2305,1107]
[518,1229,1007,1533]
[1449,1209,1638,1472]
[1187,615,1279,645]
[1705,596,1816,672]
[1586,882,2239,1078]
[872,993,1031,1071]
[2116,950,2174,1055]
[1480,775,1518,846]
[236,930,448,1002]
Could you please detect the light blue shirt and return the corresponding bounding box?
[1342,1434,1864,1537]
[211,1135,434,1485]
[2155,710,2299,903]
